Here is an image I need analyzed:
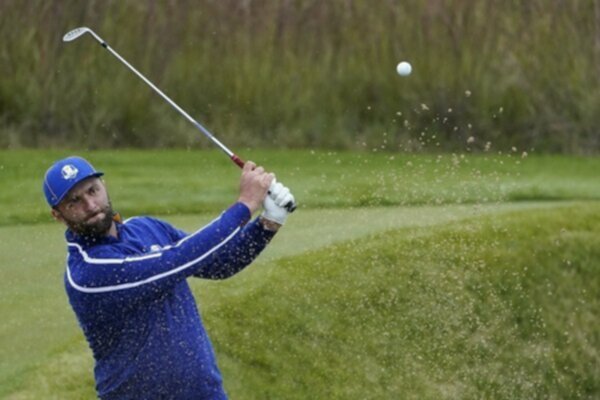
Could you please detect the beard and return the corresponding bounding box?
[63,201,115,238]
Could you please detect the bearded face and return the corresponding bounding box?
[52,177,116,238]
[59,200,115,237]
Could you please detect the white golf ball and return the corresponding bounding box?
[396,61,412,76]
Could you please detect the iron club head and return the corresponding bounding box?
[62,27,92,42]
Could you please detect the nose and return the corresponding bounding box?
[81,194,98,213]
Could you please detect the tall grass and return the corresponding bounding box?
[1,0,599,152]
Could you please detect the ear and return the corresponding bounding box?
[51,208,65,224]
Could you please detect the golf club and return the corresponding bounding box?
[63,27,296,212]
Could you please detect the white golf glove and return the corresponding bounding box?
[261,179,295,225]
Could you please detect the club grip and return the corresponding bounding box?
[231,154,245,168]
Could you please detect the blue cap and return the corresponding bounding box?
[43,156,104,207]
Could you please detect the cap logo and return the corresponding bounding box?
[61,164,79,180]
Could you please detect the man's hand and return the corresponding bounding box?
[261,180,295,227]
[237,161,274,214]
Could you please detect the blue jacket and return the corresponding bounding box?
[64,203,275,399]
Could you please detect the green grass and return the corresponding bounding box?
[209,204,600,399]
[0,202,559,397]
[0,150,598,398]
[1,149,599,225]
[4,203,599,399]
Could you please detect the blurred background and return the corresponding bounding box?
[1,0,599,153]
[1,2,599,399]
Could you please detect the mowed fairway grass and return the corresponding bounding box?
[0,150,598,399]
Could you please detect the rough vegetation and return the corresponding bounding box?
[1,1,599,152]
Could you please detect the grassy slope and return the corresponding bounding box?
[209,204,600,400]
[0,202,557,397]
[5,203,599,399]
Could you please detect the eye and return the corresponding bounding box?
[66,197,79,209]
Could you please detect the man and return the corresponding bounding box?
[43,156,295,399]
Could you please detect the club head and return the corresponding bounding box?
[63,27,91,42]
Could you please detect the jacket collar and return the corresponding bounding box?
[65,221,123,248]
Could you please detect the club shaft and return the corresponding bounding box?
[94,37,244,167]
[68,27,296,212]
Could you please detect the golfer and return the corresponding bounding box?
[43,156,294,399]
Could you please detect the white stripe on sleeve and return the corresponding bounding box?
[67,227,241,293]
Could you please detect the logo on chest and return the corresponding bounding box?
[149,244,162,253]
